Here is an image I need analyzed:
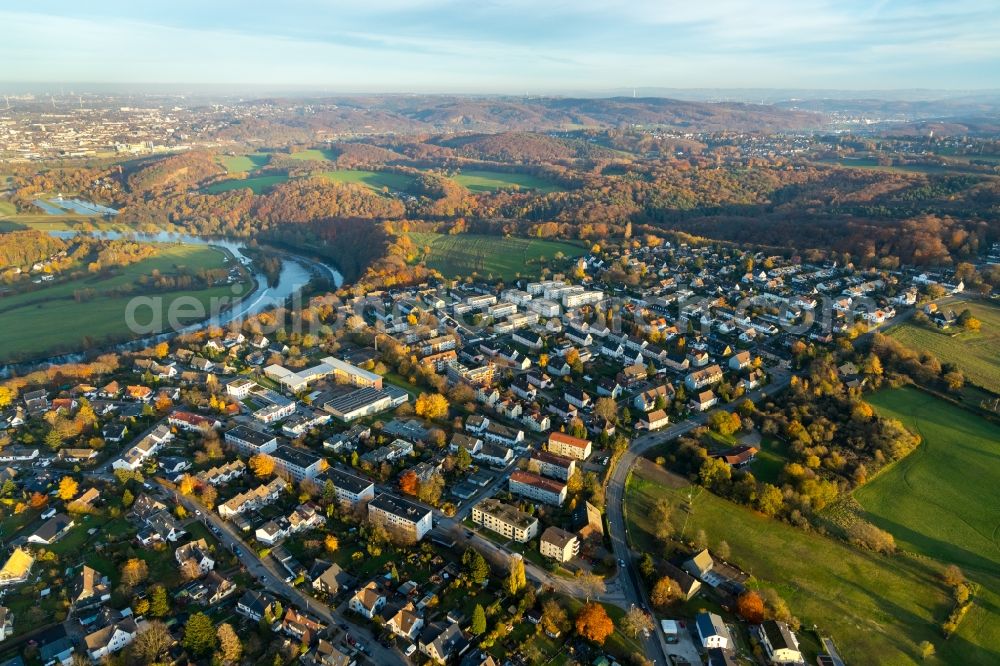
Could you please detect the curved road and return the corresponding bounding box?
[604,370,793,664]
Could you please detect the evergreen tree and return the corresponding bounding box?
[470,604,487,635]
[182,612,217,655]
[149,585,169,617]
[463,548,489,584]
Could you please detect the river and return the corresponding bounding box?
[0,230,344,375]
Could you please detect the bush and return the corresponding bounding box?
[847,520,896,554]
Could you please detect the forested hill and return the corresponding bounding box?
[213,95,824,138]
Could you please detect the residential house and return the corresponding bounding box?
[73,565,111,610]
[303,639,355,666]
[684,549,715,579]
[633,384,674,412]
[696,612,732,650]
[83,614,141,662]
[685,364,724,391]
[638,409,669,431]
[757,621,803,664]
[348,581,386,619]
[310,561,354,596]
[224,425,278,455]
[728,351,752,371]
[0,607,11,642]
[419,622,469,664]
[690,390,719,412]
[27,513,74,545]
[716,445,758,468]
[388,602,424,642]
[175,538,215,576]
[236,590,280,623]
[323,468,375,510]
[539,526,579,562]
[529,450,576,481]
[508,471,566,506]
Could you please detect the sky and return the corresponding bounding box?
[1,1,998,93]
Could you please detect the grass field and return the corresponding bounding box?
[887,299,1000,394]
[859,388,1000,573]
[0,244,248,361]
[219,153,271,173]
[203,173,289,194]
[748,436,790,484]
[813,158,980,175]
[286,148,338,162]
[319,169,414,192]
[625,462,989,666]
[0,215,131,232]
[0,200,16,216]
[451,169,562,193]
[857,388,1000,659]
[407,232,587,281]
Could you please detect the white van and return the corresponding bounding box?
[661,619,679,644]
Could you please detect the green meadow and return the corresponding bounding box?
[407,232,587,281]
[451,169,562,193]
[319,169,415,192]
[887,299,1000,394]
[286,148,338,162]
[0,244,248,361]
[625,457,991,665]
[203,174,290,194]
[219,152,271,173]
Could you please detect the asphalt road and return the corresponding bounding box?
[603,370,793,665]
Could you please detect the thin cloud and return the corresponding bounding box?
[0,2,997,90]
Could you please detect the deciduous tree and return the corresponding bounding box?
[120,558,149,590]
[58,476,78,501]
[650,576,680,609]
[414,393,449,420]
[398,470,419,496]
[620,606,653,638]
[249,453,275,478]
[217,622,242,663]
[540,599,569,637]
[131,620,171,662]
[575,602,614,645]
[593,397,618,423]
[736,591,766,624]
[149,585,169,617]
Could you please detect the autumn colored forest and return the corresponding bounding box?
[5,127,999,290]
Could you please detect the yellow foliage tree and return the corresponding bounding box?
[249,454,275,478]
[58,476,79,501]
[324,534,339,553]
[178,475,197,496]
[414,393,449,420]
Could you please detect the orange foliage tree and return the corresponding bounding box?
[736,591,766,624]
[575,602,614,645]
[398,470,419,496]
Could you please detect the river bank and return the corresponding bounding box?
[0,230,343,376]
